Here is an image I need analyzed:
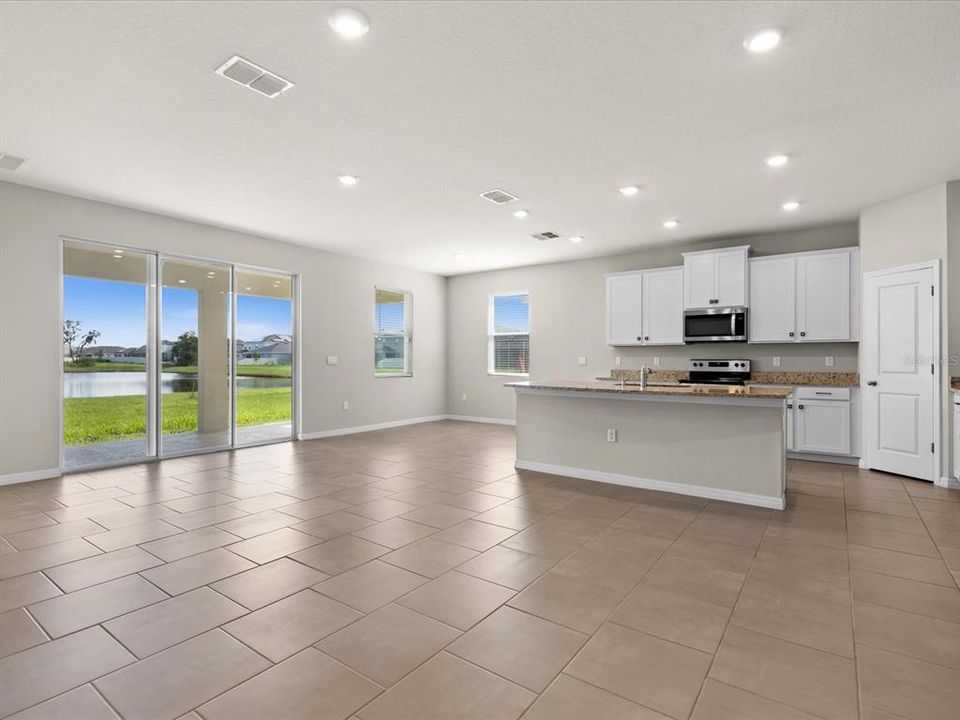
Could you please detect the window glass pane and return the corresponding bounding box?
[493,294,529,333]
[375,289,410,376]
[493,335,529,374]
[491,293,529,374]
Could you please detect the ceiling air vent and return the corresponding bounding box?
[215,55,294,98]
[532,231,561,241]
[479,188,518,205]
[0,153,27,171]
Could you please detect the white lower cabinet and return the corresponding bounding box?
[786,387,856,458]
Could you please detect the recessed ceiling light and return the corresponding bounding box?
[177,279,186,284]
[781,200,801,212]
[513,209,529,219]
[112,254,123,260]
[329,7,370,39]
[662,219,679,229]
[245,286,252,291]
[619,185,640,197]
[744,29,782,53]
[569,236,584,244]
[338,174,359,186]
[765,153,789,168]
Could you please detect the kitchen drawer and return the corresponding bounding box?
[796,386,850,401]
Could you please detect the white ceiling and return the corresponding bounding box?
[1,1,958,275]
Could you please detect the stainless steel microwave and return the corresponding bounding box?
[683,306,748,343]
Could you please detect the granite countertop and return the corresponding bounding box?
[507,380,793,400]
[952,376,959,392]
[605,369,859,388]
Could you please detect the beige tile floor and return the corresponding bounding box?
[1,420,959,720]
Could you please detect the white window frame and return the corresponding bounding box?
[487,291,530,377]
[374,286,413,378]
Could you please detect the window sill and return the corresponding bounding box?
[375,373,413,379]
[488,372,530,378]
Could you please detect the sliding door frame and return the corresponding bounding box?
[59,235,300,473]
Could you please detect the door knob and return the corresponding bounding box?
[867,380,878,386]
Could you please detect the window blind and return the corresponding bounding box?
[375,288,411,376]
[489,293,529,375]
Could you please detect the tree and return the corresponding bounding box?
[171,331,199,366]
[63,320,101,362]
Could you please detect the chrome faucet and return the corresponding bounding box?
[639,364,650,390]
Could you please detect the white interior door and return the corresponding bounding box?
[863,265,937,481]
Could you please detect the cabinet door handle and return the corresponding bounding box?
[644,336,649,341]
[787,403,793,409]
[798,404,805,410]
[800,331,806,337]
[789,331,795,337]
[636,336,643,341]
[866,380,878,386]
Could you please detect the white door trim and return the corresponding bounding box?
[861,259,941,481]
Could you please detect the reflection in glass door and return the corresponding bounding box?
[159,258,232,455]
[62,241,155,468]
[235,269,294,445]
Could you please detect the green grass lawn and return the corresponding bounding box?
[64,362,292,378]
[64,387,292,445]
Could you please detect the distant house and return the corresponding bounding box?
[76,345,125,358]
[241,334,291,353]
[239,338,291,364]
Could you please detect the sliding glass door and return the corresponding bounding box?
[62,240,156,467]
[235,269,294,446]
[62,239,296,470]
[160,257,233,455]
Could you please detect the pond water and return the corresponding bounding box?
[64,372,290,398]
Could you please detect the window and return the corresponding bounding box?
[488,292,529,375]
[375,288,412,377]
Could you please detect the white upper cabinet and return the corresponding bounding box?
[642,266,684,345]
[749,256,797,342]
[797,251,853,341]
[682,246,749,309]
[606,272,644,346]
[749,247,859,343]
[605,266,683,346]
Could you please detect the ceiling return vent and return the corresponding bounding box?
[0,152,27,171]
[531,231,561,241]
[479,188,518,205]
[215,55,294,98]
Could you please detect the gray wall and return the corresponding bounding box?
[0,182,447,478]
[859,181,956,479]
[447,223,859,422]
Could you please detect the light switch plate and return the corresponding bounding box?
[772,356,781,367]
[326,355,338,365]
[578,356,587,366]
[653,357,660,366]
[461,393,467,401]
[606,428,617,442]
[825,356,835,367]
[342,401,349,411]
[615,356,622,366]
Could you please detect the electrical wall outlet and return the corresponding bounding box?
[326,355,338,365]
[615,356,622,366]
[772,356,781,367]
[653,357,660,366]
[461,393,467,401]
[342,401,349,411]
[606,428,617,443]
[577,356,587,366]
[825,356,835,367]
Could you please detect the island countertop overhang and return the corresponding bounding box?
[506,379,793,408]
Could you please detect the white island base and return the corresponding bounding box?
[512,384,788,510]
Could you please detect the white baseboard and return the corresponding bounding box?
[514,459,785,510]
[0,467,61,487]
[299,415,448,440]
[935,475,960,489]
[445,415,516,426]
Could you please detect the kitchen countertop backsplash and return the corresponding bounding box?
[607,368,860,387]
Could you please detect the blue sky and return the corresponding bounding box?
[493,293,529,333]
[64,277,291,347]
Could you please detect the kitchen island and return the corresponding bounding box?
[507,380,793,509]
